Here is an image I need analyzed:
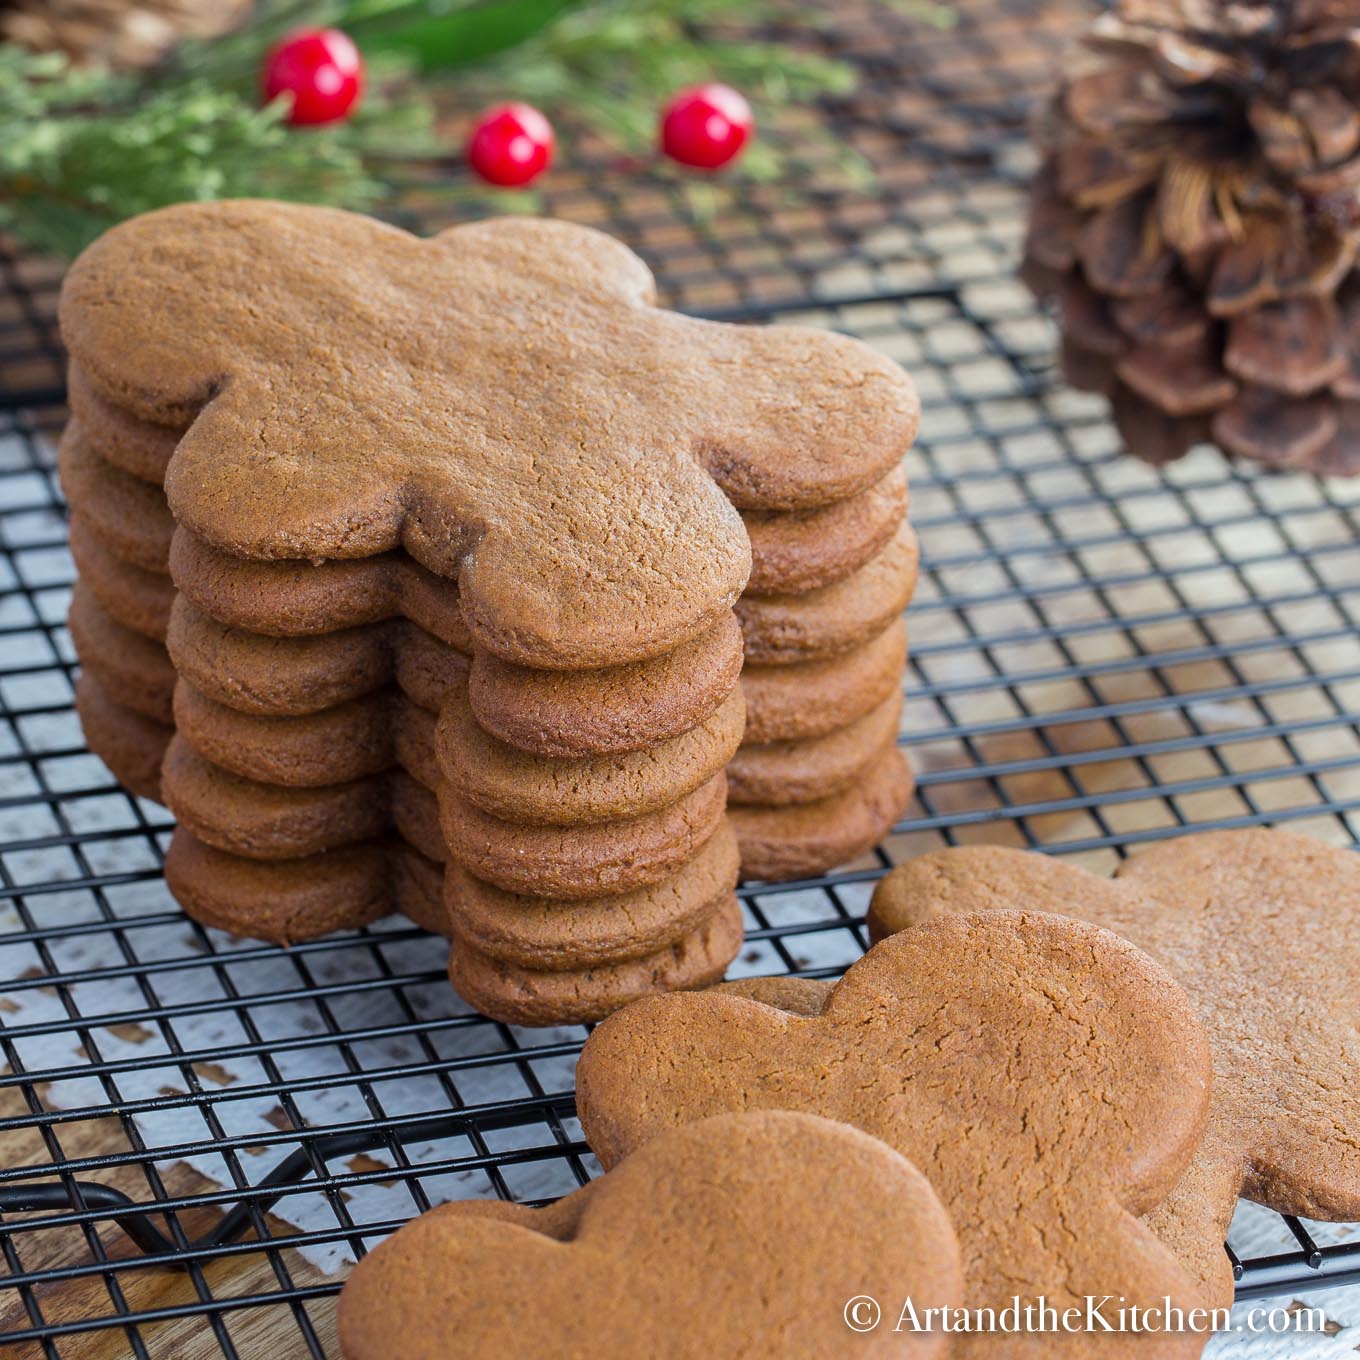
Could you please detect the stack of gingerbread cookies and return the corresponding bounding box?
[438,623,749,1023]
[60,380,468,940]
[733,478,916,880]
[57,200,920,1024]
[59,405,178,802]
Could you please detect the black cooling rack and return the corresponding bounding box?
[2,1,1360,1355]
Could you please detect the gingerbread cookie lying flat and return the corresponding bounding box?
[710,974,837,1016]
[337,1111,963,1360]
[578,909,1213,1358]
[61,202,917,668]
[166,601,467,718]
[868,829,1360,1308]
[169,531,471,649]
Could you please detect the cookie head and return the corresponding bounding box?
[866,841,1140,944]
[59,201,919,668]
[577,910,1213,1356]
[336,1111,963,1359]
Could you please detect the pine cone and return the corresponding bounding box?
[0,0,248,70]
[1024,0,1360,475]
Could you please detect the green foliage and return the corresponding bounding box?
[343,0,590,71]
[0,43,431,258]
[1,0,888,259]
[881,0,957,27]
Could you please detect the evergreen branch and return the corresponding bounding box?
[0,0,906,258]
[0,43,431,258]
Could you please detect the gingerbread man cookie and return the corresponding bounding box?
[867,829,1360,1308]
[337,1111,962,1359]
[60,201,917,669]
[577,909,1214,1356]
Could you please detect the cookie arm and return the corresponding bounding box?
[678,318,920,510]
[575,994,795,1169]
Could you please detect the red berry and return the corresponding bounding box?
[660,83,753,170]
[262,28,364,127]
[468,103,555,187]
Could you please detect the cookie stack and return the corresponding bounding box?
[63,365,749,1010]
[731,472,918,880]
[58,404,178,804]
[57,201,920,1024]
[439,621,747,1024]
[61,368,470,939]
[158,544,470,941]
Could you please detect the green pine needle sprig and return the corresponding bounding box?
[1,0,903,259]
[1,43,431,258]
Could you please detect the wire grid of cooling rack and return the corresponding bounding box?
[1,1,1359,1356]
